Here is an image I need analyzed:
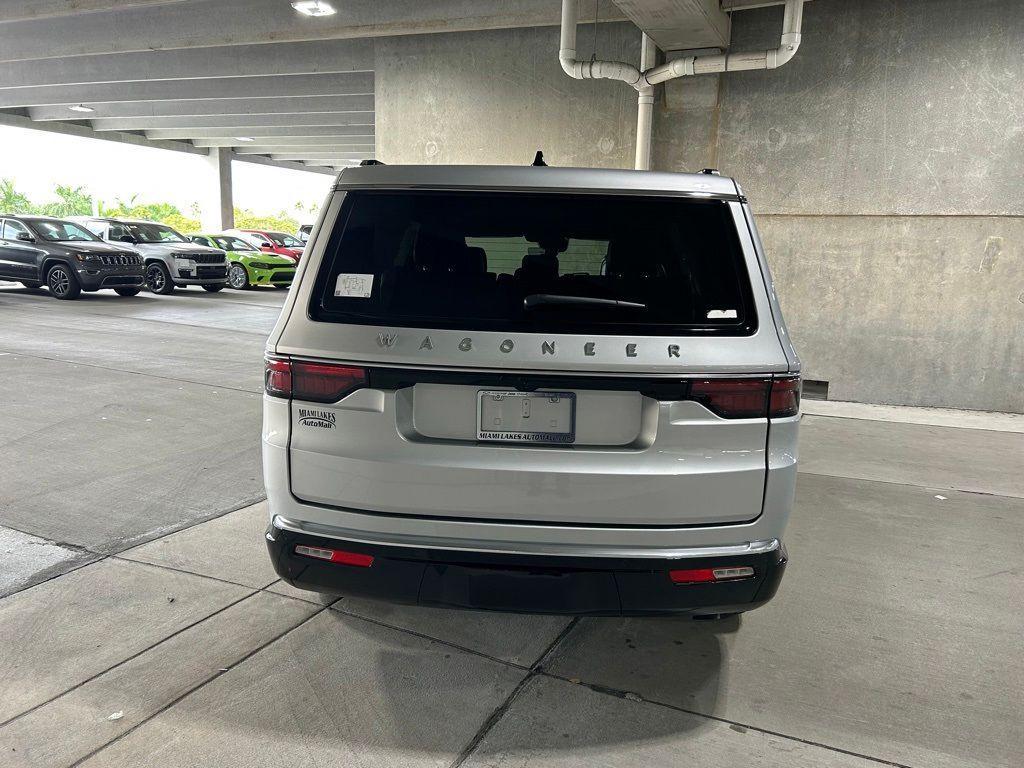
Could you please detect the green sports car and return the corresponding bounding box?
[188,233,296,290]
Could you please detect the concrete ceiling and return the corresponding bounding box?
[0,0,797,172]
[0,0,627,172]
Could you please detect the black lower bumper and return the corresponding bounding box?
[78,269,145,290]
[266,523,787,617]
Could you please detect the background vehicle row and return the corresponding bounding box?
[2,214,303,299]
[189,233,296,290]
[0,214,144,299]
[75,217,228,294]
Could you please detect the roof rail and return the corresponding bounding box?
[699,168,721,175]
[359,159,385,166]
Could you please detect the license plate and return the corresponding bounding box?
[477,391,576,444]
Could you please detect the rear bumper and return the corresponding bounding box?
[266,518,787,617]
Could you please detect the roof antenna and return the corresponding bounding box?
[532,151,547,167]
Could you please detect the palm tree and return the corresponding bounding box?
[0,178,34,213]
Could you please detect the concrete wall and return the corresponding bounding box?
[375,0,1024,412]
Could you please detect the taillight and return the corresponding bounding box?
[264,357,291,398]
[689,376,801,419]
[769,376,801,417]
[690,378,770,418]
[264,356,367,403]
[669,566,754,584]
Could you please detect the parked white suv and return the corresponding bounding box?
[77,217,228,294]
[263,164,800,617]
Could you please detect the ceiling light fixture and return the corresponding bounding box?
[291,1,336,17]
[69,104,95,113]
[235,137,256,142]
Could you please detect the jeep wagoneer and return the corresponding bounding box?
[263,164,800,617]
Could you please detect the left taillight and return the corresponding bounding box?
[264,356,291,398]
[264,356,367,403]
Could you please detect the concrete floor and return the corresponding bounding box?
[0,283,1021,768]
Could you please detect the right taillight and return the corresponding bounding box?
[689,376,801,419]
[690,378,770,418]
[769,376,801,418]
[264,356,367,403]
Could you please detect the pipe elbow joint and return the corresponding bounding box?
[770,32,801,68]
[558,49,581,78]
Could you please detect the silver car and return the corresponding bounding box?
[263,164,800,617]
[77,217,228,294]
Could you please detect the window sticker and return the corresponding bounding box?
[706,309,738,319]
[335,273,374,298]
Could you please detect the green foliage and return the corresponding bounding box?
[2,179,305,237]
[0,178,35,213]
[40,185,94,217]
[97,199,199,234]
[232,208,299,233]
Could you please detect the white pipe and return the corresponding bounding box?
[558,0,804,171]
[634,33,657,171]
[559,0,643,89]
[643,0,803,84]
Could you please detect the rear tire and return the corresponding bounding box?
[145,262,174,295]
[202,284,224,293]
[227,263,250,290]
[114,287,141,297]
[46,264,81,300]
[20,281,42,291]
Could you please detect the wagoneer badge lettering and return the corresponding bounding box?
[374,332,689,359]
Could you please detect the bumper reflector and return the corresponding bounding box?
[669,566,754,585]
[295,545,374,568]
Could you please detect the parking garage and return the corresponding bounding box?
[0,2,1022,767]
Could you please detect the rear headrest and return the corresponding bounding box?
[518,251,558,281]
[462,246,487,274]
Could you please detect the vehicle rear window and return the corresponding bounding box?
[310,190,756,336]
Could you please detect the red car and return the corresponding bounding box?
[227,229,304,263]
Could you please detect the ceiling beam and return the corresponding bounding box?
[91,112,375,131]
[232,143,375,154]
[150,125,375,141]
[270,153,375,162]
[190,135,375,148]
[0,110,203,154]
[720,0,814,9]
[231,152,337,176]
[0,1,187,22]
[0,72,374,109]
[0,40,373,90]
[28,95,374,121]
[0,0,625,63]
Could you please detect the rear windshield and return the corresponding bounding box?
[310,190,756,336]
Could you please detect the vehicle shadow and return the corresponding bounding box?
[326,608,731,752]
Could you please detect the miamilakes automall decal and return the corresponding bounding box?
[298,408,337,429]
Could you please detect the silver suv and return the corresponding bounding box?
[263,164,800,617]
[77,217,228,294]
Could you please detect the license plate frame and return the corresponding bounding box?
[477,390,576,445]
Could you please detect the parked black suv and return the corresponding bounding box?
[0,214,145,300]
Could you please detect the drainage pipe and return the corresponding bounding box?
[643,0,804,84]
[559,0,643,88]
[634,33,657,171]
[558,0,805,170]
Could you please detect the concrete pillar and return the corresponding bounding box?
[201,147,234,231]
